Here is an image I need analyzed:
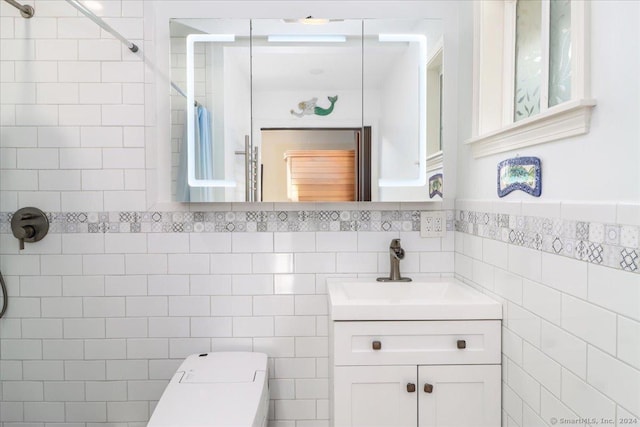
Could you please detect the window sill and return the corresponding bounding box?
[466,99,597,158]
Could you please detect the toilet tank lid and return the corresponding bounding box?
[178,351,268,384]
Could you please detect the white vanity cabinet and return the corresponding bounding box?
[329,320,502,427]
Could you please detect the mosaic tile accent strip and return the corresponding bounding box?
[455,210,640,275]
[0,210,455,235]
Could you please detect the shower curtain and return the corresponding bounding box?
[176,105,214,202]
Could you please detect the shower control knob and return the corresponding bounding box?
[11,207,49,251]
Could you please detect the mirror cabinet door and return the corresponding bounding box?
[251,19,364,203]
[364,19,442,201]
[172,19,251,202]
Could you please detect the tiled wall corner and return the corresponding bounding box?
[454,200,640,427]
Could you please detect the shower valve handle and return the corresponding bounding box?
[15,225,36,250]
[11,207,49,251]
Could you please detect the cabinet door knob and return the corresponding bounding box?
[372,340,382,350]
[407,383,416,393]
[424,383,434,393]
[457,339,466,349]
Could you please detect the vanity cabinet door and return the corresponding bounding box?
[334,365,417,427]
[417,365,501,427]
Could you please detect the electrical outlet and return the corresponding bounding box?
[420,211,446,238]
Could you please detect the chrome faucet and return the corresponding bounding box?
[377,238,412,282]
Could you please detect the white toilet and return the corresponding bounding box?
[148,352,269,427]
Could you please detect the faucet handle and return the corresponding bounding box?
[390,238,405,260]
[378,238,411,282]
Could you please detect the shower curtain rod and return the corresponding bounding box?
[61,0,195,106]
[3,0,34,18]
[171,82,200,107]
[64,0,138,52]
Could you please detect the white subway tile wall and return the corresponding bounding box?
[0,208,454,427]
[456,200,640,427]
[2,1,639,426]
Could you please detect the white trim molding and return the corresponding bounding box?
[470,0,594,159]
[426,151,443,172]
[465,98,596,158]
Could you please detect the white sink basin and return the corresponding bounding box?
[328,279,502,321]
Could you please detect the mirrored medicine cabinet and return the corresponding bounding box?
[167,17,444,203]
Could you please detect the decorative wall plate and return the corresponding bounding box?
[429,173,443,198]
[497,156,541,197]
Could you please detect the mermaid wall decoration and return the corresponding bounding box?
[290,95,338,117]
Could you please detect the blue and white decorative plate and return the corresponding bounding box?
[429,173,443,198]
[497,156,541,197]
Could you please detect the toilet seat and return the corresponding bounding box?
[148,352,269,427]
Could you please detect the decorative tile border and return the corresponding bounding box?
[0,210,455,235]
[455,210,640,274]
